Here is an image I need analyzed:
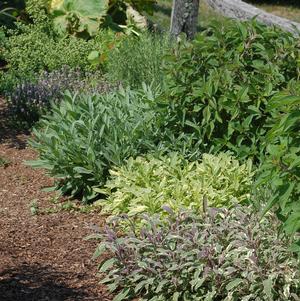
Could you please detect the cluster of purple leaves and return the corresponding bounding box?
[9,66,116,125]
[91,206,300,301]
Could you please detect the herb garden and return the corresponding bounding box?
[0,0,300,300]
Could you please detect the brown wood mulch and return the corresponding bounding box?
[0,98,112,301]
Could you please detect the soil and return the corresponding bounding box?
[0,98,112,301]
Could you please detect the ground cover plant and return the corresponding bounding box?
[92,206,300,301]
[0,21,117,93]
[27,86,160,202]
[158,19,300,161]
[100,152,254,217]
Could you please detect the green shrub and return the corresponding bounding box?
[27,86,160,202]
[0,8,118,93]
[100,152,254,217]
[1,22,97,87]
[106,32,171,88]
[159,20,300,161]
[91,206,300,301]
[257,85,300,250]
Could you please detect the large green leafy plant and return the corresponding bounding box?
[258,85,300,249]
[91,207,300,301]
[49,0,156,37]
[160,20,300,161]
[27,87,159,202]
[49,0,109,37]
[100,152,254,217]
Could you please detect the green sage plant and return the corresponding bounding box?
[27,86,160,202]
[91,206,300,301]
[99,152,254,217]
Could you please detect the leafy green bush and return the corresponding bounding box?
[257,86,300,250]
[159,20,300,161]
[0,0,119,93]
[100,152,254,216]
[49,0,156,38]
[106,32,171,88]
[27,86,159,202]
[1,22,98,89]
[91,206,300,301]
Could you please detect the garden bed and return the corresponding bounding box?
[0,98,111,301]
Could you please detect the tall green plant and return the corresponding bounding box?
[107,32,171,88]
[160,20,300,161]
[257,86,300,250]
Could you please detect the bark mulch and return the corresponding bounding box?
[0,98,112,301]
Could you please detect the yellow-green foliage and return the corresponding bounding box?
[100,152,254,216]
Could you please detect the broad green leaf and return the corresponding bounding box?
[113,289,130,301]
[226,278,243,291]
[100,258,116,273]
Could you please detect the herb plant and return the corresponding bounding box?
[9,66,115,125]
[92,206,300,301]
[27,86,159,202]
[100,152,254,217]
[107,32,171,88]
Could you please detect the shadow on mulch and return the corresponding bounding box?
[0,263,96,301]
[0,98,30,150]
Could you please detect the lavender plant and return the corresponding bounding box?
[9,66,115,124]
[91,206,300,301]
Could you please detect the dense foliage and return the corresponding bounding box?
[9,66,114,124]
[159,20,300,161]
[258,85,300,250]
[100,153,253,217]
[27,87,159,202]
[107,32,171,88]
[0,22,118,92]
[2,1,300,294]
[49,0,155,38]
[92,207,300,301]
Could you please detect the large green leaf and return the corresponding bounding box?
[50,0,109,36]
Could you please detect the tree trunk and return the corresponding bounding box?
[170,0,200,40]
[206,0,300,35]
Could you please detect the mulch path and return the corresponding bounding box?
[0,98,112,301]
